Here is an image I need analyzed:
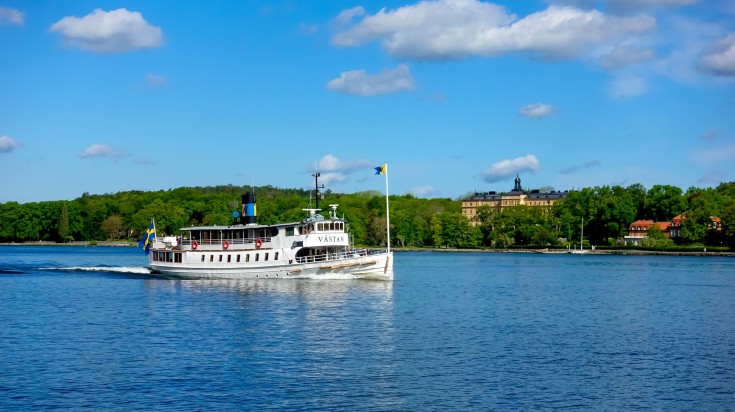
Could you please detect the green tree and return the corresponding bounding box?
[101,215,124,240]
[680,189,719,244]
[58,202,70,242]
[645,185,686,221]
[721,202,735,250]
[627,183,647,220]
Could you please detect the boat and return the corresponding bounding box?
[146,174,393,280]
[569,217,589,254]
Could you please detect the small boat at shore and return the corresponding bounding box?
[144,175,393,280]
[569,217,589,254]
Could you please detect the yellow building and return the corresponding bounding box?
[462,175,569,225]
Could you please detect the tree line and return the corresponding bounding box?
[1,182,734,250]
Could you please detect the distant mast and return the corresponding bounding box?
[580,217,584,251]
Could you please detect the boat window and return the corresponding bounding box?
[210,255,214,262]
[274,252,279,260]
[246,254,250,263]
[237,255,241,263]
[227,255,231,263]
[286,227,294,236]
[219,255,223,262]
[255,254,260,262]
[175,253,182,263]
[201,255,205,262]
[265,253,269,261]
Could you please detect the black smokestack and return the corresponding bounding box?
[240,193,256,225]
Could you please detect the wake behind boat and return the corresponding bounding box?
[143,171,393,280]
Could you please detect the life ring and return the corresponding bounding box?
[223,240,229,250]
[192,240,198,250]
[255,238,263,249]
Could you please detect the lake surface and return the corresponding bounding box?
[1,246,733,410]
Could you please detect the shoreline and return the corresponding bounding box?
[0,241,135,247]
[2,242,733,257]
[403,247,735,257]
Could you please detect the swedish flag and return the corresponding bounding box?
[138,219,156,254]
[374,163,387,175]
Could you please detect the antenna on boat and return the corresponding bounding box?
[312,169,324,210]
[328,204,338,219]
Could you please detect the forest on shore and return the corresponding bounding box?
[1,181,734,250]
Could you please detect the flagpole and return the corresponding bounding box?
[385,163,390,253]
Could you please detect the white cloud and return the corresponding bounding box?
[309,154,374,186]
[79,144,125,159]
[134,157,156,165]
[699,33,735,77]
[50,8,163,53]
[0,7,23,26]
[411,185,438,197]
[560,160,601,174]
[607,0,699,12]
[481,154,540,183]
[692,142,735,165]
[326,64,414,96]
[144,73,168,87]
[700,130,721,141]
[335,6,365,25]
[0,135,21,153]
[332,1,655,61]
[598,46,655,69]
[298,23,318,35]
[519,103,553,118]
[698,170,726,184]
[315,172,348,187]
[607,74,648,99]
[317,154,373,173]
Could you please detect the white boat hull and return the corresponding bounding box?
[149,251,393,281]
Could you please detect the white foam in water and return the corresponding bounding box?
[40,266,152,275]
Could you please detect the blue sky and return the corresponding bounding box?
[1,0,734,203]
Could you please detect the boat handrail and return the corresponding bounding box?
[294,248,375,264]
[181,237,271,247]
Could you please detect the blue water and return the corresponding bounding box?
[1,247,733,410]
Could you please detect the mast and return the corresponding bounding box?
[581,217,584,251]
[386,169,390,253]
[312,171,324,210]
[374,162,391,253]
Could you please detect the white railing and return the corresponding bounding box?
[180,237,271,249]
[295,248,374,264]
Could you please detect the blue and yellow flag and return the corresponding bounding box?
[374,163,387,175]
[138,219,156,254]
